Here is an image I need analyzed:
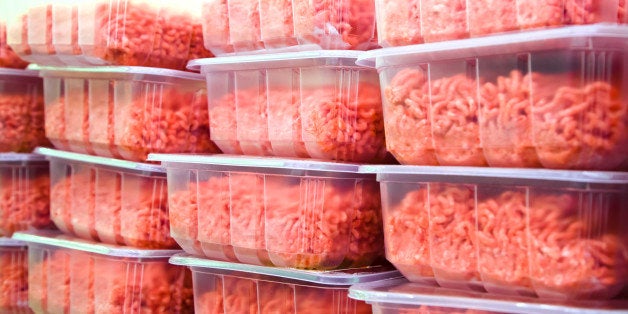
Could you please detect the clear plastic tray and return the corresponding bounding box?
[36,147,177,249]
[170,253,400,313]
[0,68,50,153]
[199,0,377,56]
[349,278,628,314]
[0,238,29,313]
[0,153,53,237]
[4,0,212,70]
[358,25,628,170]
[189,51,387,163]
[149,153,385,270]
[37,66,220,161]
[13,230,191,314]
[0,3,28,68]
[363,164,628,300]
[374,0,627,47]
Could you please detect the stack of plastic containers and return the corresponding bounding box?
[346,1,628,313]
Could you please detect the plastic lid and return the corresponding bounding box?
[361,165,628,185]
[169,254,401,286]
[13,231,181,258]
[36,147,164,175]
[188,50,364,72]
[149,154,367,174]
[349,278,628,314]
[0,153,47,162]
[32,65,205,81]
[0,68,40,78]
[357,24,628,68]
[0,237,26,247]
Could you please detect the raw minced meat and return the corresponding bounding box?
[0,174,53,237]
[0,247,29,313]
[196,276,371,313]
[169,173,384,269]
[0,91,50,153]
[0,23,28,68]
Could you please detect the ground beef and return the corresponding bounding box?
[202,0,376,55]
[0,246,29,313]
[0,89,50,153]
[0,173,52,237]
[375,0,423,47]
[169,173,383,269]
[468,0,518,37]
[421,0,469,42]
[50,168,177,249]
[28,248,192,313]
[196,275,371,313]
[45,83,219,162]
[0,23,28,68]
[385,185,627,299]
[209,81,386,162]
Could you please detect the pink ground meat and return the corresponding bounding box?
[0,247,29,313]
[375,0,422,47]
[421,0,468,42]
[210,82,386,162]
[197,276,371,314]
[468,0,517,37]
[50,170,177,249]
[169,174,383,269]
[0,92,51,153]
[0,174,53,237]
[0,24,28,68]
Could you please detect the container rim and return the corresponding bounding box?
[356,24,628,68]
[13,231,181,258]
[32,65,205,81]
[349,278,628,314]
[0,67,39,78]
[169,253,401,286]
[36,147,164,174]
[0,153,47,162]
[0,237,27,247]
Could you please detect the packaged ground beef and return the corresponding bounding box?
[374,165,628,299]
[40,66,220,162]
[15,230,192,314]
[0,239,30,313]
[374,0,626,46]
[201,0,377,55]
[192,51,387,163]
[363,24,628,170]
[153,154,385,270]
[0,22,28,68]
[0,154,53,237]
[38,147,177,249]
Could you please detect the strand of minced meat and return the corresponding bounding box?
[0,247,29,313]
[0,91,50,153]
[479,70,541,168]
[0,23,28,68]
[421,0,468,42]
[197,276,371,314]
[528,192,628,299]
[468,0,517,37]
[0,174,53,237]
[375,0,422,47]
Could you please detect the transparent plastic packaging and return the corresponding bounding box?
[4,0,212,70]
[0,69,50,153]
[39,66,220,162]
[36,147,176,249]
[13,230,192,314]
[375,0,627,47]
[349,278,628,314]
[0,154,53,237]
[0,239,30,314]
[365,165,628,300]
[358,25,628,170]
[0,3,28,68]
[150,154,385,270]
[190,51,387,163]
[200,0,377,56]
[170,254,400,314]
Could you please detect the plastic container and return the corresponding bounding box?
[350,278,628,314]
[0,154,53,238]
[200,0,377,56]
[4,0,212,70]
[0,3,28,68]
[149,154,385,269]
[189,51,387,163]
[35,147,176,249]
[364,164,628,300]
[0,238,30,314]
[358,25,628,170]
[0,69,50,153]
[13,230,192,314]
[38,66,220,162]
[170,253,400,314]
[375,0,627,47]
